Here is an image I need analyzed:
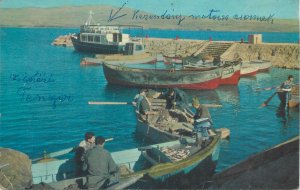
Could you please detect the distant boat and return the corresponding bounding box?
[80,53,157,66]
[288,84,299,108]
[240,65,258,76]
[71,12,144,54]
[183,56,241,85]
[243,60,272,72]
[102,63,222,90]
[219,60,241,85]
[32,137,221,189]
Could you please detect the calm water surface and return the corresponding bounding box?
[0,28,299,173]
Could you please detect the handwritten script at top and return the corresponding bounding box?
[11,72,74,109]
[107,2,275,25]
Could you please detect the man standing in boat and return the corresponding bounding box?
[277,75,294,108]
[83,136,119,189]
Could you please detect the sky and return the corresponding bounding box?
[0,0,298,19]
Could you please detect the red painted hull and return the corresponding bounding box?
[103,63,222,90]
[220,62,241,85]
[220,70,241,85]
[105,75,221,90]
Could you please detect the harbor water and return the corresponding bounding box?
[0,28,299,173]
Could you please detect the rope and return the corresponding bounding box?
[0,169,14,190]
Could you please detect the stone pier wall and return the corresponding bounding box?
[52,35,299,69]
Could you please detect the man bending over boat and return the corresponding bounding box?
[192,97,203,122]
[163,88,177,109]
[83,136,119,189]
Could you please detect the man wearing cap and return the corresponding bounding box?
[192,97,203,121]
[83,136,119,189]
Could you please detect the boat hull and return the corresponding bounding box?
[71,36,123,54]
[103,64,222,90]
[147,135,220,181]
[220,63,241,85]
[244,60,272,72]
[136,120,180,143]
[241,65,258,76]
[32,137,220,189]
[81,55,157,66]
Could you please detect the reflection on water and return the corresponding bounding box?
[183,89,220,104]
[216,85,240,114]
[276,103,299,129]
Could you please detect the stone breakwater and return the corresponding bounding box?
[221,43,299,69]
[52,35,299,69]
[146,39,299,69]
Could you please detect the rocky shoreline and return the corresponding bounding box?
[52,35,299,69]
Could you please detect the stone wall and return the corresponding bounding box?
[52,35,299,69]
[221,43,299,69]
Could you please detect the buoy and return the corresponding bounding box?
[216,128,230,139]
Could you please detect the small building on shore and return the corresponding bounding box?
[248,34,262,44]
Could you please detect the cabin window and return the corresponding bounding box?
[101,36,108,44]
[95,36,101,43]
[88,35,93,42]
[112,33,122,43]
[81,35,87,42]
[135,45,143,51]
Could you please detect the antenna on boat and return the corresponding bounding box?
[85,11,96,25]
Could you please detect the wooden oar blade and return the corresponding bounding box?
[88,101,132,105]
[260,91,277,107]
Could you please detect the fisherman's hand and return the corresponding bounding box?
[189,118,194,124]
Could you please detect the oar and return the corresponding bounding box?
[255,86,278,92]
[89,101,222,108]
[88,101,132,105]
[31,147,75,162]
[187,103,222,108]
[32,138,114,162]
[202,104,222,108]
[261,91,277,107]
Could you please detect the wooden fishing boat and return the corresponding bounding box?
[219,60,241,85]
[288,84,299,108]
[183,56,240,85]
[32,136,220,189]
[80,52,157,66]
[132,89,218,143]
[102,63,222,90]
[240,65,258,76]
[243,60,272,72]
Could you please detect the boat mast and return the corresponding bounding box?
[85,11,96,25]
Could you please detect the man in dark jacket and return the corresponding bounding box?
[83,136,119,189]
[277,75,294,108]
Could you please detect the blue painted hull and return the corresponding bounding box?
[32,136,220,189]
[71,36,124,54]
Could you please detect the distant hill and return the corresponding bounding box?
[0,6,298,32]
